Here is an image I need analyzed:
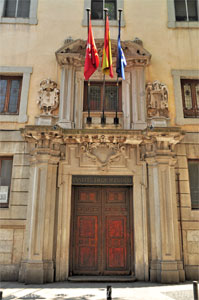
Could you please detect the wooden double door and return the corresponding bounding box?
[70,186,132,276]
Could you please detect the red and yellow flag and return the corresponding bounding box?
[84,16,99,80]
[102,15,113,78]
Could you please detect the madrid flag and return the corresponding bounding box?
[102,15,113,78]
[84,17,99,80]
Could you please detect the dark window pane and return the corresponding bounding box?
[0,80,7,113]
[4,0,17,17]
[175,0,187,21]
[183,83,192,109]
[196,83,199,108]
[187,0,198,21]
[17,0,30,18]
[91,0,103,20]
[90,85,101,110]
[0,159,12,186]
[105,0,116,20]
[188,160,199,209]
[8,79,20,113]
[105,85,117,111]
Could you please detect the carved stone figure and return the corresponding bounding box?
[37,79,60,115]
[146,80,169,118]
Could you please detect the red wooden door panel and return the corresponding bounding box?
[102,187,130,275]
[75,216,98,271]
[71,186,132,276]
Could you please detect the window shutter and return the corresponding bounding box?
[0,159,13,186]
[17,0,30,18]
[188,160,199,209]
[4,0,17,17]
[0,79,7,113]
[187,0,198,21]
[105,0,117,20]
[175,0,187,21]
[91,0,103,20]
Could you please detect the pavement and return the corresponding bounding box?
[0,281,198,300]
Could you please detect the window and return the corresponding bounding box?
[0,157,13,208]
[188,160,199,209]
[3,0,30,18]
[84,81,122,112]
[172,70,199,125]
[167,0,199,28]
[175,0,198,21]
[0,0,38,24]
[91,0,116,20]
[181,79,199,118]
[0,66,32,123]
[0,76,22,114]
[82,0,124,26]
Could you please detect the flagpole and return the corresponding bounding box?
[101,8,108,125]
[86,8,92,124]
[114,9,122,125]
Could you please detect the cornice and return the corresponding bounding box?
[55,39,151,67]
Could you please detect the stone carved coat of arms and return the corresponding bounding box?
[37,79,60,115]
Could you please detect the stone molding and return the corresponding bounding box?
[21,127,184,162]
[56,39,151,68]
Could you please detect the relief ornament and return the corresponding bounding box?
[37,79,60,115]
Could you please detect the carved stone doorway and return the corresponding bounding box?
[70,185,133,276]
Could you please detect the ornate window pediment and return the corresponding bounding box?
[55,39,151,130]
[56,38,151,68]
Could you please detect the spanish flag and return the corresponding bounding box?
[102,15,113,78]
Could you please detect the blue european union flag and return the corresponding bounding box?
[116,23,127,79]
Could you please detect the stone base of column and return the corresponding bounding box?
[57,120,74,129]
[131,122,147,130]
[150,260,185,283]
[19,260,54,284]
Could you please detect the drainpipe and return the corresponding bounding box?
[176,172,184,268]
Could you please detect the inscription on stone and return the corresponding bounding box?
[72,175,133,186]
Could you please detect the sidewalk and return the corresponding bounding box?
[0,281,196,300]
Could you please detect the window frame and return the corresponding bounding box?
[181,79,199,118]
[0,75,22,115]
[0,156,13,208]
[172,70,199,125]
[188,159,199,210]
[83,81,122,112]
[82,0,125,27]
[167,0,199,28]
[0,0,38,24]
[0,66,32,123]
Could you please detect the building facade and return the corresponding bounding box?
[0,0,198,283]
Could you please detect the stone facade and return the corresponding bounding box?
[0,0,198,284]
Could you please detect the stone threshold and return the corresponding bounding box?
[68,275,136,282]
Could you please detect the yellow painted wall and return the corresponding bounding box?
[0,0,198,131]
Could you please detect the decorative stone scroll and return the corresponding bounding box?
[80,141,127,169]
[37,79,60,115]
[146,80,169,118]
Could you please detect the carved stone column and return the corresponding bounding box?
[143,132,185,283]
[19,131,62,284]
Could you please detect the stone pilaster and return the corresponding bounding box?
[130,67,147,130]
[144,133,185,283]
[58,65,75,129]
[19,132,62,284]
